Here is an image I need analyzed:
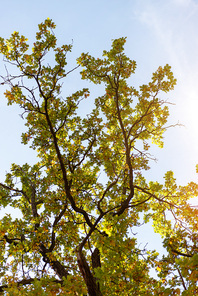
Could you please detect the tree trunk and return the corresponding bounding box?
[77,250,102,296]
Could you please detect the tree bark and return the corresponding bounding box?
[77,250,102,296]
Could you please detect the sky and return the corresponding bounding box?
[0,0,198,250]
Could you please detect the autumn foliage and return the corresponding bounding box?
[0,19,197,295]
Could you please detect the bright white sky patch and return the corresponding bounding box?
[131,0,198,184]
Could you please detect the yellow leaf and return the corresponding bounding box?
[156,266,161,272]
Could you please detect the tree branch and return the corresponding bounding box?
[0,277,64,294]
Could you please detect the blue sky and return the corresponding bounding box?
[1,0,198,186]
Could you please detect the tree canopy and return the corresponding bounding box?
[0,19,197,296]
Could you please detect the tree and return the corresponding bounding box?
[0,19,197,296]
